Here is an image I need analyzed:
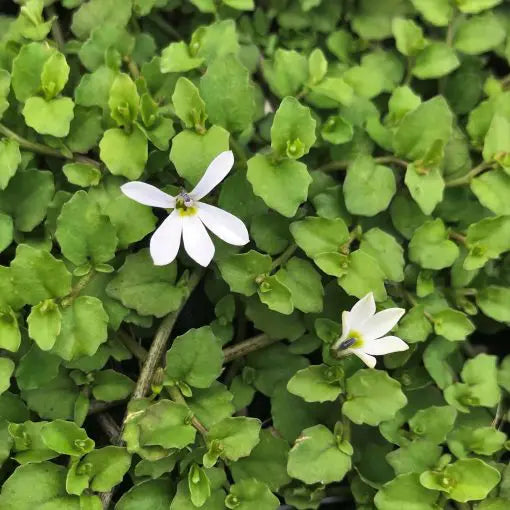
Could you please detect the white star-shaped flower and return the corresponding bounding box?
[332,292,408,368]
[121,151,249,267]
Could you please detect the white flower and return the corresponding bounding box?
[121,150,249,267]
[332,292,408,368]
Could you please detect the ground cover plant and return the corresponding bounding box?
[0,0,510,508]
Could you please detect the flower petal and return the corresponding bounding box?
[182,214,215,267]
[348,292,376,328]
[150,210,182,266]
[363,335,409,356]
[121,182,175,208]
[359,308,406,342]
[196,202,249,246]
[189,150,234,200]
[337,310,351,345]
[352,349,377,369]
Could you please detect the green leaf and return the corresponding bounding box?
[290,217,349,258]
[413,43,460,79]
[230,429,291,491]
[0,213,12,254]
[287,424,351,484]
[226,479,279,510]
[392,18,426,56]
[405,165,445,215]
[343,370,407,426]
[80,446,131,491]
[172,77,207,130]
[194,19,240,63]
[106,249,183,317]
[250,214,290,255]
[9,420,57,465]
[108,73,139,128]
[409,219,459,270]
[287,364,343,403]
[188,382,235,429]
[160,41,204,73]
[92,370,134,402]
[22,96,75,138]
[0,358,14,395]
[338,250,387,301]
[465,216,510,270]
[62,163,101,188]
[207,417,260,462]
[360,228,405,282]
[432,308,475,341]
[99,126,148,180]
[262,49,308,98]
[0,462,78,510]
[420,458,500,502]
[0,169,54,232]
[394,96,453,161]
[200,57,255,133]
[170,468,225,510]
[311,77,354,106]
[321,115,354,145]
[482,114,510,166]
[11,244,71,305]
[41,419,94,456]
[276,257,324,313]
[15,347,61,392]
[0,69,10,118]
[247,154,311,217]
[116,480,174,510]
[386,439,442,475]
[188,464,211,507]
[165,327,223,389]
[51,296,109,361]
[375,473,440,510]
[56,190,118,266]
[257,274,293,315]
[0,139,21,191]
[344,155,396,216]
[454,13,505,55]
[308,48,328,85]
[476,285,510,322]
[471,169,510,215]
[409,406,457,443]
[447,426,507,458]
[41,52,70,100]
[27,300,62,351]
[223,0,255,10]
[457,0,502,14]
[75,66,116,110]
[132,399,196,450]
[271,97,316,159]
[217,250,272,296]
[170,125,230,186]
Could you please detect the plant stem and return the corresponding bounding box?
[445,162,494,187]
[148,13,181,39]
[449,230,467,244]
[271,243,297,271]
[119,331,148,362]
[223,334,276,363]
[46,5,65,51]
[96,413,120,442]
[168,386,208,438]
[230,136,248,167]
[130,268,204,401]
[316,155,407,173]
[0,122,101,167]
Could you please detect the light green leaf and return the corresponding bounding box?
[271,97,316,159]
[226,479,279,510]
[41,52,70,100]
[27,300,62,351]
[108,73,139,128]
[471,169,510,215]
[454,13,505,55]
[262,49,308,98]
[409,406,457,443]
[80,446,131,491]
[287,364,343,403]
[71,0,132,39]
[405,164,445,215]
[247,154,311,217]
[116,479,174,510]
[257,274,293,315]
[456,0,502,14]
[165,327,223,389]
[476,285,510,322]
[0,213,12,254]
[409,219,459,270]
[62,163,101,188]
[0,139,21,191]
[172,77,207,130]
[106,249,183,317]
[41,420,94,456]
[392,18,426,56]
[482,114,510,167]
[92,370,135,402]
[22,96,75,138]
[160,42,204,73]
[343,370,407,426]
[386,439,442,475]
[0,358,14,395]
[188,382,235,429]
[344,155,396,216]
[413,43,460,79]
[432,308,475,341]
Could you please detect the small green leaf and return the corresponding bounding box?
[343,370,407,426]
[409,406,457,443]
[226,479,279,510]
[454,12,505,55]
[386,439,442,475]
[0,358,14,395]
[116,479,174,510]
[412,43,460,79]
[108,73,139,127]
[476,286,510,322]
[471,169,510,215]
[432,308,475,341]
[92,370,135,402]
[63,163,101,188]
[27,300,62,351]
[287,424,352,484]
[287,364,343,403]
[344,155,396,216]
[271,97,316,159]
[0,139,21,191]
[262,49,308,98]
[405,164,445,215]
[392,18,426,56]
[41,52,70,100]
[247,154,311,218]
[160,42,204,73]
[80,446,131,491]
[172,77,207,130]
[165,327,223,389]
[22,96,75,138]
[41,419,94,456]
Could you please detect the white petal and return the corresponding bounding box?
[348,292,376,329]
[352,349,377,368]
[359,308,406,342]
[182,214,215,267]
[197,202,249,246]
[336,310,351,345]
[121,182,175,208]
[150,210,183,266]
[189,151,234,200]
[363,335,409,356]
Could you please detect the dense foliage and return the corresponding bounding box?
[0,0,510,509]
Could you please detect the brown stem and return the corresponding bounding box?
[168,385,208,438]
[449,230,467,245]
[223,334,277,363]
[118,330,148,362]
